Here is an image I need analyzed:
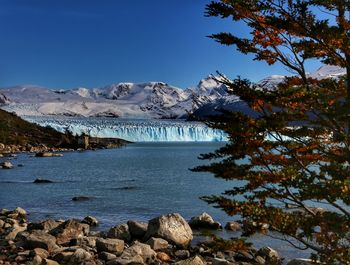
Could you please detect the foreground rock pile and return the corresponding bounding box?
[0,208,309,265]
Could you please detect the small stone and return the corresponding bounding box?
[175,250,190,259]
[14,207,26,216]
[30,248,49,259]
[255,256,266,264]
[68,248,92,264]
[0,161,13,169]
[96,238,124,254]
[32,255,43,265]
[145,237,169,251]
[52,251,74,264]
[212,257,235,265]
[224,221,241,231]
[42,258,60,265]
[107,254,144,265]
[82,216,98,226]
[189,212,222,230]
[174,255,205,265]
[157,252,171,262]
[257,247,279,261]
[99,251,117,261]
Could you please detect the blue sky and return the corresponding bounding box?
[0,0,321,89]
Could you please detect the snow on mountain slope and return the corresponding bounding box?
[0,77,230,118]
[0,65,345,119]
[193,65,347,119]
[308,65,346,79]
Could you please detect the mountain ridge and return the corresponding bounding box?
[0,65,344,119]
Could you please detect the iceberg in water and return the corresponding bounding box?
[24,116,228,142]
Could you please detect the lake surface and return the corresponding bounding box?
[0,142,309,261]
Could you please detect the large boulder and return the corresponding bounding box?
[144,213,193,248]
[127,220,148,239]
[107,223,131,242]
[189,212,222,230]
[25,230,58,252]
[49,220,90,245]
[96,238,124,255]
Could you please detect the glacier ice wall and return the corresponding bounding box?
[25,116,228,142]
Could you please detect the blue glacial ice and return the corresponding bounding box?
[24,116,228,142]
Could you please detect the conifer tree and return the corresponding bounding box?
[194,1,350,263]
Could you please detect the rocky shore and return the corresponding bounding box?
[0,208,311,265]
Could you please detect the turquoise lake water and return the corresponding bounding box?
[0,142,309,261]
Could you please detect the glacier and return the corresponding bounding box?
[24,116,228,142]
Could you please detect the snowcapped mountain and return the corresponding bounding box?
[192,65,347,119]
[0,77,234,119]
[0,65,345,119]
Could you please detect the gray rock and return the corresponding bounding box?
[1,161,13,169]
[212,257,236,265]
[224,221,241,231]
[83,216,99,226]
[96,238,124,254]
[127,220,148,239]
[67,248,92,265]
[189,212,222,230]
[121,241,156,264]
[73,236,97,248]
[42,258,60,265]
[107,255,144,265]
[14,207,27,216]
[29,248,49,259]
[145,237,169,251]
[255,255,266,264]
[144,213,193,248]
[108,223,131,242]
[99,251,117,261]
[174,256,205,265]
[25,230,58,251]
[52,251,74,264]
[257,246,279,261]
[174,249,190,259]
